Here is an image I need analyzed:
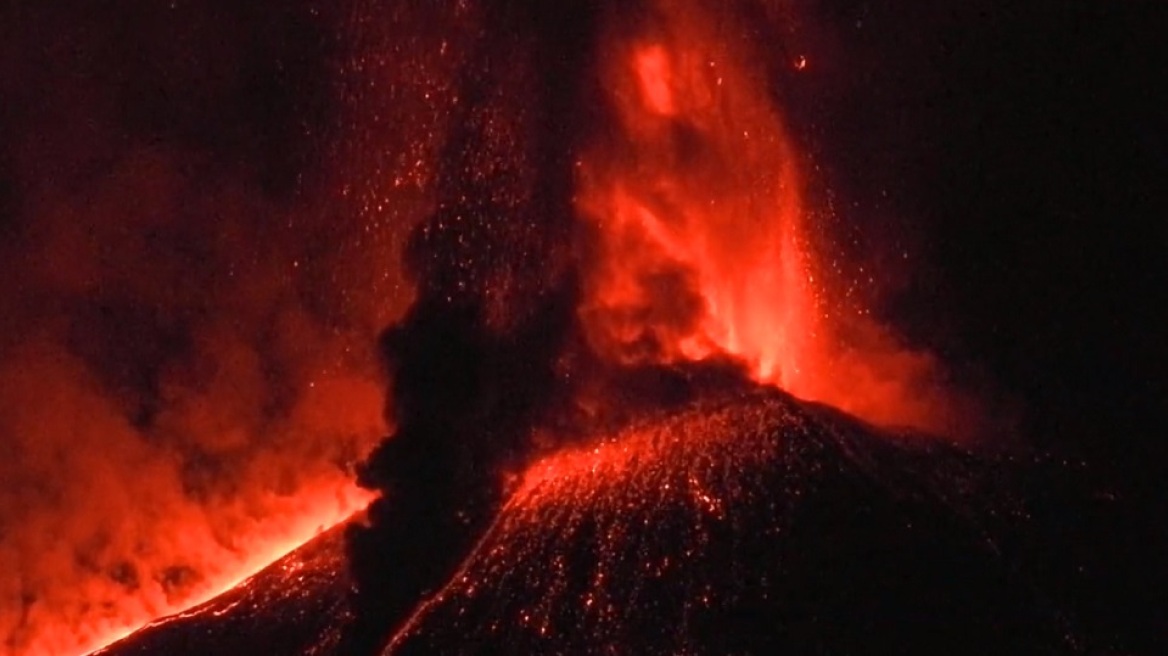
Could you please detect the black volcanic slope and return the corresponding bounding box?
[99,386,1133,655]
[385,388,1068,655]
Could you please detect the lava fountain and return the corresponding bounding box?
[72,0,985,654]
[344,0,977,653]
[576,0,963,435]
[77,0,1155,654]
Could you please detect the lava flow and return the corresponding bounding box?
[7,472,371,656]
[90,511,362,656]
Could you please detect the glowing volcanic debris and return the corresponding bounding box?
[385,386,1065,655]
[88,378,1106,656]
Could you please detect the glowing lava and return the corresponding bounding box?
[38,483,370,656]
[578,0,963,436]
[90,504,361,656]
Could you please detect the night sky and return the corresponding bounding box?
[783,2,1166,475]
[951,5,1162,472]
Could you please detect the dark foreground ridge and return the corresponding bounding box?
[94,385,1155,655]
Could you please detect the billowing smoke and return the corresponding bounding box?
[341,1,598,650]
[0,4,415,655]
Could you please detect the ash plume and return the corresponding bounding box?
[341,1,601,650]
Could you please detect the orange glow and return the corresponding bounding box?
[634,45,677,116]
[511,392,800,510]
[0,329,387,656]
[578,0,962,435]
[35,484,370,656]
[0,331,386,656]
[579,6,820,400]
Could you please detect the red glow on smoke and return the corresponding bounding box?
[634,45,678,117]
[0,5,420,652]
[579,1,963,435]
[82,491,370,656]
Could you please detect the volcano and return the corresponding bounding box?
[7,1,1160,654]
[94,370,1127,655]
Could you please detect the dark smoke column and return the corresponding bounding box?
[342,1,600,652]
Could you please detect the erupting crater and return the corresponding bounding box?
[47,1,1146,655]
[97,372,1074,656]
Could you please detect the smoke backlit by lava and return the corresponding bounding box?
[577,0,970,436]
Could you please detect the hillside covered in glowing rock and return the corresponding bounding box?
[387,387,1070,655]
[98,385,1123,655]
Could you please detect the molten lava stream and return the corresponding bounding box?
[65,482,372,656]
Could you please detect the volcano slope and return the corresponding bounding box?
[97,380,1148,655]
[386,384,1070,655]
[90,519,357,656]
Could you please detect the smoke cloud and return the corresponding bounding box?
[341,1,598,650]
[0,4,423,654]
